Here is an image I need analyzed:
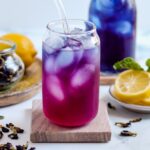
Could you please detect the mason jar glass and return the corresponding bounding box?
[42,19,100,127]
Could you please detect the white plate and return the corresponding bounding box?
[109,86,150,113]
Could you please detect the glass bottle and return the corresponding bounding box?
[89,0,136,74]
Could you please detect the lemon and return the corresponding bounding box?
[0,42,11,51]
[113,70,150,104]
[1,33,37,67]
[138,91,150,105]
[142,97,150,106]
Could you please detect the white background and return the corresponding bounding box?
[0,0,149,31]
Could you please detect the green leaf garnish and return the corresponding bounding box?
[113,57,144,71]
[0,116,4,120]
[146,59,150,72]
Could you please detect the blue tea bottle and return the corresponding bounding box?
[89,0,136,73]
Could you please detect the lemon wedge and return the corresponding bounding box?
[140,97,150,106]
[113,70,150,104]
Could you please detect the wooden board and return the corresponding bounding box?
[0,58,42,107]
[30,100,111,143]
[100,75,116,85]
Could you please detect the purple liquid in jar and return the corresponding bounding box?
[42,20,100,127]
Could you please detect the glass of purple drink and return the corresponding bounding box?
[89,0,136,74]
[42,20,100,127]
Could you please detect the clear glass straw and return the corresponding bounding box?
[54,0,70,33]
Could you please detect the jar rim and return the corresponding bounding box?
[0,39,16,54]
[46,19,96,37]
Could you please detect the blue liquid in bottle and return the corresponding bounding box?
[89,0,136,73]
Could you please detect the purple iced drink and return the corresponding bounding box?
[42,20,100,127]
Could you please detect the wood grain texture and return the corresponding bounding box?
[100,75,116,85]
[0,58,42,107]
[31,100,111,143]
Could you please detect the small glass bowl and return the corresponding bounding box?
[0,39,25,91]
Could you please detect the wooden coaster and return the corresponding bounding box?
[0,58,42,107]
[100,75,116,85]
[30,100,111,143]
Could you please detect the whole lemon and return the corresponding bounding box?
[0,42,11,50]
[1,33,37,67]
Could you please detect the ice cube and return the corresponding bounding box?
[67,38,83,50]
[47,76,64,101]
[55,50,74,70]
[80,35,97,49]
[90,16,102,29]
[74,50,84,63]
[96,0,114,16]
[71,28,84,34]
[67,38,84,64]
[98,0,114,8]
[84,48,100,64]
[45,56,55,73]
[55,38,84,70]
[44,36,66,53]
[116,21,132,35]
[43,41,54,54]
[110,21,132,35]
[71,64,95,87]
[97,0,125,10]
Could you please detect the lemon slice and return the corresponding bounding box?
[142,85,150,105]
[113,70,150,104]
[140,97,150,106]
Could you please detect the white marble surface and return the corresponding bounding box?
[0,31,150,150]
[1,87,150,150]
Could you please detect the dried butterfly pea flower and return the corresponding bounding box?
[0,131,3,139]
[120,130,137,137]
[29,148,36,150]
[107,102,116,110]
[1,126,9,133]
[0,142,35,150]
[16,145,24,150]
[8,133,19,140]
[115,122,131,128]
[2,142,15,150]
[6,123,24,134]
[13,127,24,134]
[16,142,28,150]
[0,120,33,149]
[6,123,14,128]
[0,143,35,150]
[129,118,142,123]
[16,145,27,150]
